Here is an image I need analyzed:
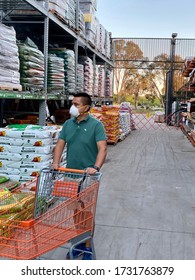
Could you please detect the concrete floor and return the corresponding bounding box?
[2,127,195,260]
[94,128,195,260]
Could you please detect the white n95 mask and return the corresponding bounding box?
[69,105,80,117]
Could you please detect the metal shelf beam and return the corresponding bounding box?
[0,91,67,100]
[24,0,49,15]
[0,91,112,103]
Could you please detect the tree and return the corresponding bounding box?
[113,39,143,103]
[113,39,184,107]
[148,54,184,104]
[124,71,144,109]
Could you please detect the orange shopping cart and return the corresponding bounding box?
[0,168,101,260]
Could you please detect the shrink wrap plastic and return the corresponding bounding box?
[0,125,63,182]
[19,38,44,90]
[48,54,65,91]
[0,23,21,88]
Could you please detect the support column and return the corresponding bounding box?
[93,53,96,98]
[39,0,49,126]
[166,33,177,125]
[103,62,107,104]
[0,99,4,127]
[74,39,78,94]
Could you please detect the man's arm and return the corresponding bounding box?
[86,140,107,175]
[94,140,107,169]
[51,138,66,169]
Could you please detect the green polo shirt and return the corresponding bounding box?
[59,115,107,170]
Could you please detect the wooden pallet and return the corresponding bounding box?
[50,10,76,31]
[50,10,69,25]
[88,40,96,50]
[78,32,86,40]
[107,138,120,145]
[0,84,22,92]
[107,141,118,145]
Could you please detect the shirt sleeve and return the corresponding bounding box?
[95,121,107,142]
[59,122,67,141]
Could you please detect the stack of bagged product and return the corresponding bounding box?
[65,0,76,28]
[18,38,44,91]
[105,68,113,97]
[78,56,93,96]
[0,23,21,90]
[91,106,129,143]
[90,106,104,121]
[64,49,76,94]
[105,31,111,59]
[77,64,84,92]
[101,105,121,144]
[99,24,106,56]
[49,48,76,94]
[79,0,97,9]
[84,57,94,95]
[48,54,65,92]
[0,125,64,183]
[49,0,67,18]
[94,18,111,59]
[94,21,111,59]
[120,102,136,131]
[79,0,97,45]
[49,0,76,28]
[78,9,85,37]
[98,65,105,97]
[94,65,99,96]
[119,103,131,139]
[95,17,101,51]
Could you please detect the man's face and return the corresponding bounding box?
[72,97,83,108]
[72,97,88,114]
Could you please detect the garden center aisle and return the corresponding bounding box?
[37,128,195,260]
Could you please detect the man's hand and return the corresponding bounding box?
[85,167,98,175]
[50,162,59,170]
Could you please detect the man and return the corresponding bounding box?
[51,92,107,260]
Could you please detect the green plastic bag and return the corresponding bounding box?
[0,176,9,184]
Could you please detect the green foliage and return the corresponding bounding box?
[114,93,161,108]
[113,39,185,106]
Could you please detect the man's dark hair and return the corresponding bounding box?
[74,92,92,107]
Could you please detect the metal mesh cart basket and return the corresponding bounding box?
[0,168,101,260]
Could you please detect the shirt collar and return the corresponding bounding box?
[73,114,90,123]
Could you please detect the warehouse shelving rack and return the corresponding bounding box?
[0,0,114,126]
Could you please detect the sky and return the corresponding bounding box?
[96,0,195,39]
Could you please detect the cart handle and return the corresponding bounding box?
[58,167,85,174]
